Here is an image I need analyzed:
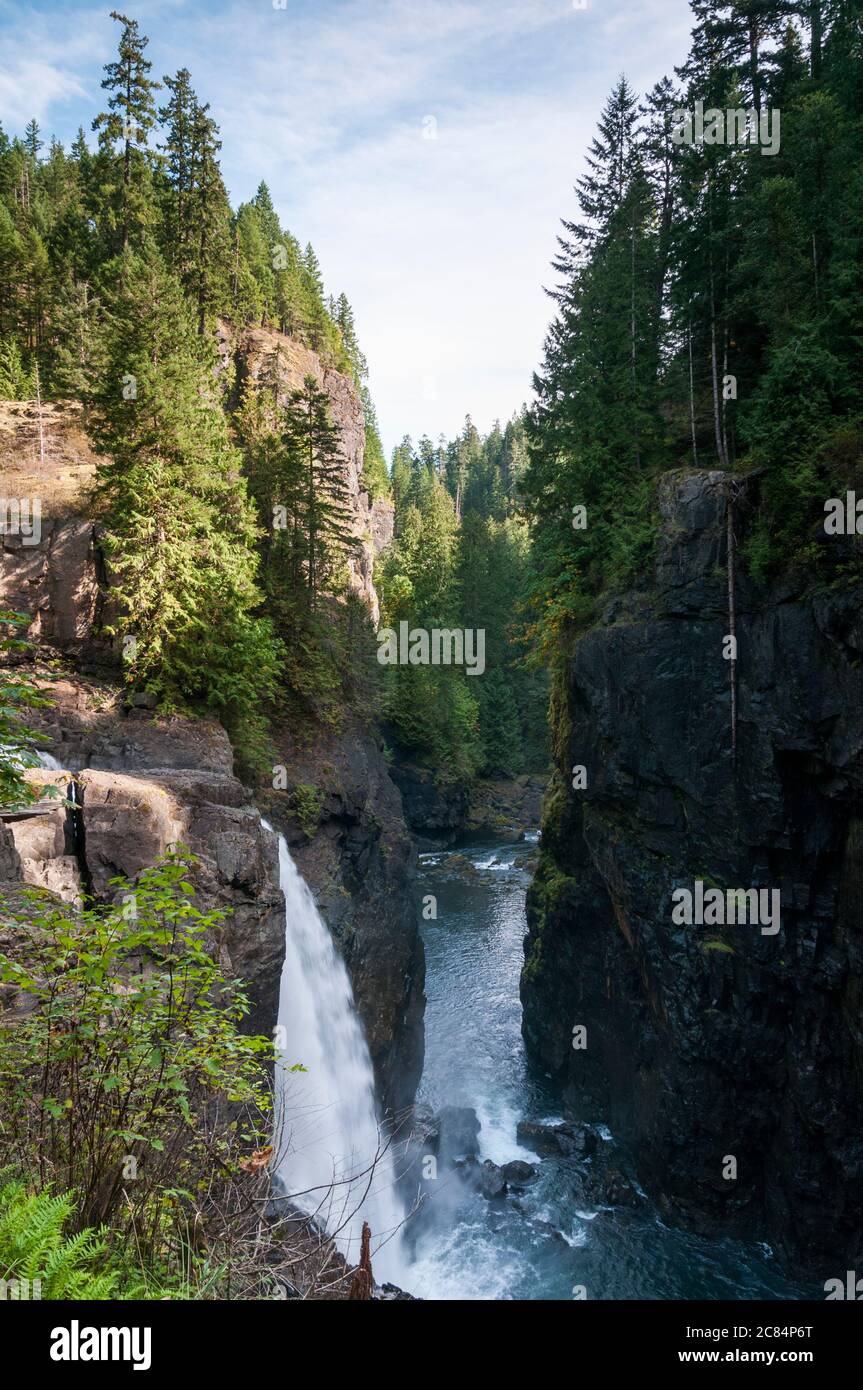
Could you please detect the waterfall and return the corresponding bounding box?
[265,822,407,1286]
[36,750,75,805]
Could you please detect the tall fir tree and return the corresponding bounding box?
[92,11,160,253]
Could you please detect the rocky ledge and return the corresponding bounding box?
[390,762,547,845]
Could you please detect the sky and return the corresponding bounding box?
[0,0,695,456]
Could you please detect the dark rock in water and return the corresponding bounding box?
[447,854,476,873]
[374,1283,422,1301]
[501,1160,538,1188]
[407,1102,440,1151]
[520,466,863,1274]
[437,1106,481,1166]
[494,829,523,846]
[517,1121,597,1160]
[599,1171,640,1208]
[477,1160,507,1199]
[533,1219,568,1245]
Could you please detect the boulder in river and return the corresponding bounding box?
[477,1160,507,1199]
[437,1106,481,1165]
[517,1120,597,1160]
[501,1160,538,1189]
[407,1102,440,1151]
[597,1170,640,1208]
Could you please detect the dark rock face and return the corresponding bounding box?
[389,762,548,843]
[0,822,20,881]
[261,719,425,1117]
[521,470,863,1275]
[388,763,470,841]
[466,776,548,837]
[477,1160,507,1199]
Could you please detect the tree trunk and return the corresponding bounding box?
[810,0,823,81]
[726,484,738,769]
[749,21,761,112]
[688,319,698,468]
[348,1222,374,1300]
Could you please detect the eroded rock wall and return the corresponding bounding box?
[216,322,393,624]
[0,336,422,1115]
[520,470,863,1274]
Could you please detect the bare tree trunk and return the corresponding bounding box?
[749,21,761,112]
[810,0,823,81]
[348,1222,374,1300]
[35,362,45,470]
[688,320,698,467]
[708,178,728,470]
[726,485,737,770]
[721,322,730,466]
[631,215,641,471]
[709,282,727,470]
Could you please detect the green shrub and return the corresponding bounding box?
[293,783,324,837]
[0,611,53,811]
[0,849,273,1250]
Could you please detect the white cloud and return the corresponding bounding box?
[0,0,695,452]
[0,58,89,128]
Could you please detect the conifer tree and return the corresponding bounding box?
[189,100,231,332]
[92,12,160,252]
[88,247,280,755]
[23,119,43,162]
[158,68,196,283]
[279,375,356,607]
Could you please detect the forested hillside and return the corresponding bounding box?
[376,415,549,782]
[526,0,863,660]
[0,10,389,767]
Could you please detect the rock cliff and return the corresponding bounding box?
[216,322,394,624]
[521,470,863,1274]
[0,336,423,1116]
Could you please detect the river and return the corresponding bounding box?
[400,833,814,1301]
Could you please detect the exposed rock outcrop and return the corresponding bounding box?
[216,321,393,624]
[389,761,547,844]
[387,763,470,842]
[0,688,286,1039]
[0,334,423,1115]
[0,400,102,662]
[260,718,425,1115]
[520,469,863,1274]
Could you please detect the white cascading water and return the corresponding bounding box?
[264,822,407,1286]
